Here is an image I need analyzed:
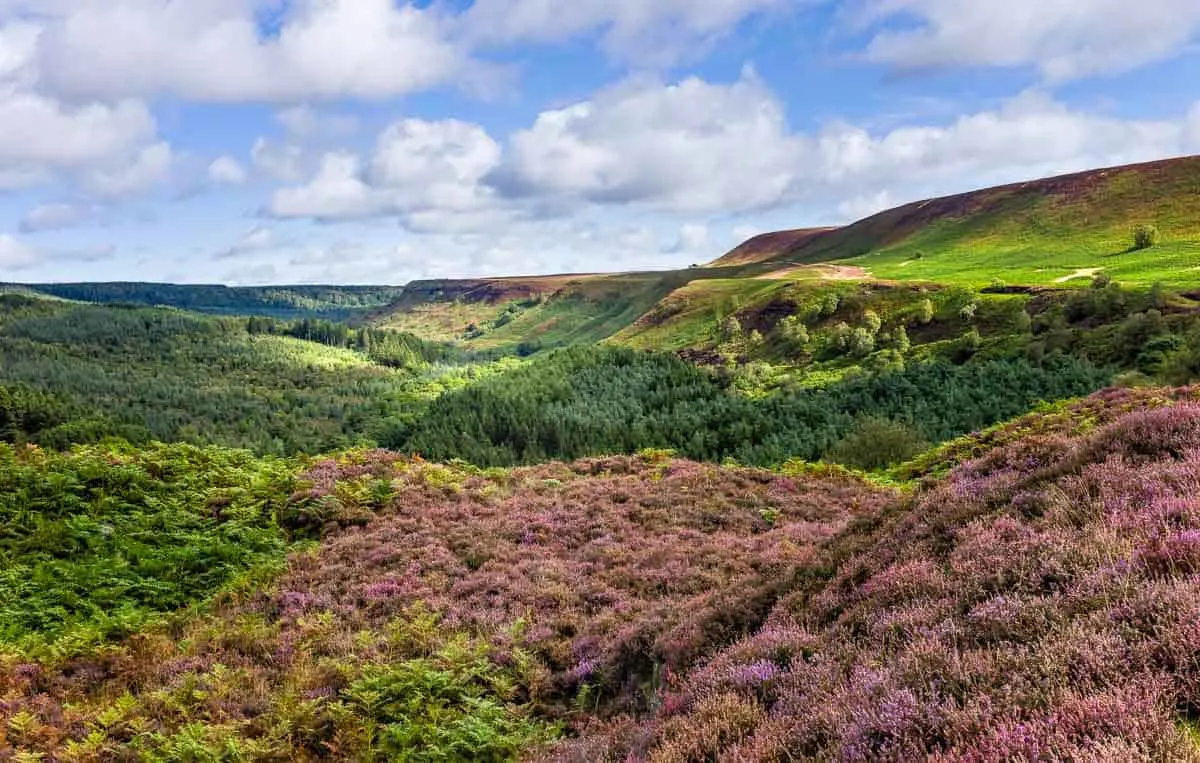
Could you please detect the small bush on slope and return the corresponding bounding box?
[555,400,1200,761]
[0,452,891,760]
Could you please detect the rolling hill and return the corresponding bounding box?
[766,154,1200,286]
[369,155,1200,354]
[10,156,1200,761]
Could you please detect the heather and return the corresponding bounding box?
[558,398,1200,761]
[0,451,890,759]
[11,394,1200,759]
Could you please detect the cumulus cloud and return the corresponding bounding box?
[268,118,509,232]
[83,142,174,198]
[0,234,38,270]
[262,72,1200,241]
[252,139,306,183]
[0,18,171,197]
[19,202,98,233]
[267,152,381,221]
[804,91,1198,200]
[24,0,469,103]
[207,155,247,185]
[496,71,803,214]
[855,0,1200,81]
[668,223,711,254]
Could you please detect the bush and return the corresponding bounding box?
[827,417,930,471]
[1132,224,1160,251]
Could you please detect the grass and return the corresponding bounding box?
[610,277,790,351]
[786,156,1200,288]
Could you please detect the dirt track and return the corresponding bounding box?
[760,264,871,281]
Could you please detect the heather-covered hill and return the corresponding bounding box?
[0,450,890,759]
[708,229,837,267]
[559,389,1200,761]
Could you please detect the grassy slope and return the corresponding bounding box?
[374,156,1200,354]
[779,155,1200,287]
[708,227,838,266]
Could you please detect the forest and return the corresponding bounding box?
[390,345,1111,468]
[0,294,488,455]
[6,282,405,320]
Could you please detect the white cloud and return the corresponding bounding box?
[0,88,158,172]
[0,18,169,196]
[215,225,279,259]
[669,223,711,254]
[461,0,783,64]
[19,201,98,232]
[856,0,1200,81]
[262,73,1200,248]
[27,0,470,103]
[252,138,306,183]
[0,234,38,270]
[207,155,247,185]
[804,91,1195,201]
[497,71,804,214]
[268,118,509,233]
[267,152,382,221]
[83,142,174,198]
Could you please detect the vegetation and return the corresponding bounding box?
[0,442,295,651]
[7,156,1200,760]
[391,346,1111,468]
[0,295,493,455]
[1133,223,1162,251]
[8,282,405,320]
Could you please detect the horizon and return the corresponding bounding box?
[7,149,1198,288]
[2,1,1200,285]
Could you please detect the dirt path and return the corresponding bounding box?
[760,264,871,281]
[1054,267,1102,284]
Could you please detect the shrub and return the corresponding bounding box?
[1132,224,1161,251]
[827,417,930,471]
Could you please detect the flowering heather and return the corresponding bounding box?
[10,391,1200,760]
[0,450,887,759]
[556,398,1200,761]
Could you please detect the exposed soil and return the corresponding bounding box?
[759,264,870,281]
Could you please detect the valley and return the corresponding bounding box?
[6,156,1200,760]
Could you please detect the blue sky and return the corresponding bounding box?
[1,0,1199,285]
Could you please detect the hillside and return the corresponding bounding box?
[9,389,1200,759]
[4,282,406,320]
[370,155,1200,356]
[768,154,1200,287]
[708,228,837,266]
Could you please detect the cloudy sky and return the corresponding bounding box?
[1,1,1199,284]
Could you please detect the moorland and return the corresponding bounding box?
[6,156,1200,760]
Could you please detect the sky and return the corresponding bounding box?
[1,1,1200,285]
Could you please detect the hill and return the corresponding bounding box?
[761,154,1200,287]
[5,282,406,320]
[9,388,1200,759]
[371,155,1200,356]
[708,228,837,266]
